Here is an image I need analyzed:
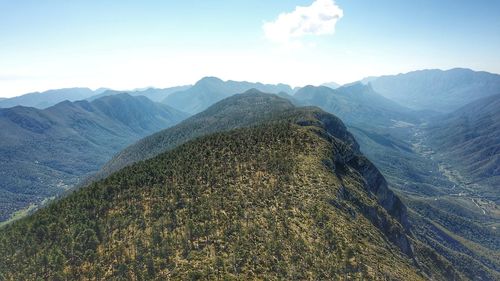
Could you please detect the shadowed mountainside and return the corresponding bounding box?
[0,94,187,222]
[426,93,500,199]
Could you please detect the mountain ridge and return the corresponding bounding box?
[93,90,296,181]
[365,68,500,112]
[0,93,459,279]
[0,88,101,109]
[0,94,187,222]
[162,77,293,114]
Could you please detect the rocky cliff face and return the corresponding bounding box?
[295,109,414,257]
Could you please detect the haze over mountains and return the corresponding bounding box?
[293,83,417,128]
[426,93,500,198]
[0,88,104,109]
[0,94,186,221]
[87,85,191,103]
[0,86,193,109]
[365,68,500,112]
[162,77,293,114]
[0,68,499,280]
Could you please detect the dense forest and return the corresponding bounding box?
[0,106,460,280]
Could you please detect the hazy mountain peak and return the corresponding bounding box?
[163,77,293,114]
[195,76,225,86]
[241,88,266,95]
[321,81,340,89]
[95,92,134,101]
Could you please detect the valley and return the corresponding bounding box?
[409,124,498,218]
[369,121,500,279]
[0,94,188,221]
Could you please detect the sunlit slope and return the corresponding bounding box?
[0,107,456,280]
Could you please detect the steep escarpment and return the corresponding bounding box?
[284,108,413,255]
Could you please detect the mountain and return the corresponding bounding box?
[426,94,500,198]
[366,68,500,112]
[292,83,500,279]
[87,85,191,102]
[162,77,293,114]
[294,83,418,128]
[321,81,341,89]
[0,88,104,109]
[0,96,459,280]
[0,94,187,222]
[93,89,296,180]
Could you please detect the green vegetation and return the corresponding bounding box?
[94,90,296,181]
[291,85,500,280]
[0,93,187,222]
[0,106,449,280]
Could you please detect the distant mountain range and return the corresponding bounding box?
[0,94,187,221]
[0,88,104,109]
[365,68,500,112]
[0,85,192,109]
[321,81,340,89]
[294,83,417,128]
[162,77,293,114]
[87,85,191,102]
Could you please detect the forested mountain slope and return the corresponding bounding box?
[94,90,296,181]
[0,94,187,222]
[0,105,459,280]
[289,84,500,280]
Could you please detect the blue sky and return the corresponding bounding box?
[1,0,499,97]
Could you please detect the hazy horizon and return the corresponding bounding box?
[2,67,500,99]
[1,0,500,98]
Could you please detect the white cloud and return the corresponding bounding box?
[263,0,343,44]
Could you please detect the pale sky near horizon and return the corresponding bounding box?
[1,0,500,98]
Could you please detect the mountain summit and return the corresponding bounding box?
[162,77,293,114]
